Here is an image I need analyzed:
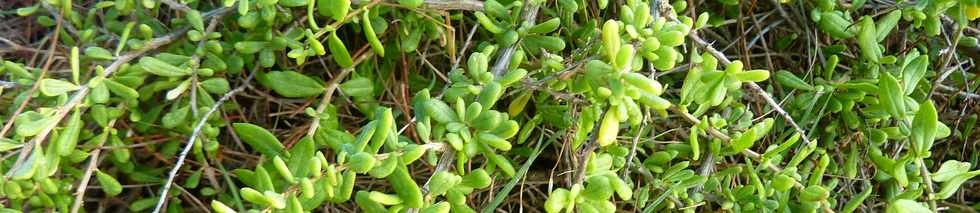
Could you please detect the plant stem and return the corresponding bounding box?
[917,157,938,211]
[70,118,119,213]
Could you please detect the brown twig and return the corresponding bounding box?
[927,18,966,101]
[936,84,980,100]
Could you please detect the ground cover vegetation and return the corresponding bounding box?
[1,0,980,212]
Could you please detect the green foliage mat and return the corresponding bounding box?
[1,0,980,212]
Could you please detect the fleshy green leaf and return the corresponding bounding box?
[902,55,929,95]
[232,123,285,156]
[911,100,938,156]
[0,138,23,152]
[39,78,80,96]
[327,31,354,68]
[200,78,231,94]
[258,71,324,98]
[7,145,42,180]
[85,47,114,60]
[139,56,191,77]
[879,72,906,118]
[936,170,980,199]
[15,112,59,137]
[932,160,972,182]
[96,170,123,196]
[857,16,881,62]
[340,77,374,97]
[886,199,931,213]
